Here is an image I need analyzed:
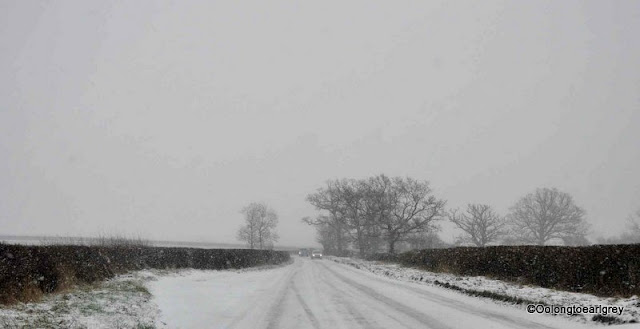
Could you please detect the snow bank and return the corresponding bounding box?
[329,256,640,324]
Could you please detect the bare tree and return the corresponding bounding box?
[507,187,589,245]
[237,202,279,249]
[405,227,448,250]
[359,175,394,255]
[313,221,339,255]
[379,177,446,254]
[304,180,350,255]
[304,175,446,256]
[448,204,505,247]
[236,225,256,249]
[335,178,375,258]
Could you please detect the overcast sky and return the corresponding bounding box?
[1,0,639,246]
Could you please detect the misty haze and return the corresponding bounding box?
[1,1,639,328]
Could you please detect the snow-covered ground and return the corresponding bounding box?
[0,271,159,328]
[329,256,640,325]
[3,256,638,328]
[148,257,613,328]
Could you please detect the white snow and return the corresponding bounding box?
[148,257,611,328]
[0,271,159,328]
[147,265,291,328]
[328,256,640,325]
[3,256,638,328]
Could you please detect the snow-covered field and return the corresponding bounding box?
[2,256,638,328]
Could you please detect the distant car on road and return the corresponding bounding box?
[311,250,323,259]
[298,249,309,257]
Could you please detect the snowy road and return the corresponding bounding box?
[149,257,596,329]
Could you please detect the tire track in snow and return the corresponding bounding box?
[317,270,388,329]
[265,267,299,329]
[227,262,298,329]
[306,260,341,329]
[319,263,442,329]
[319,262,453,329]
[331,260,558,329]
[291,280,322,329]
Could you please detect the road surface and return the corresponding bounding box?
[149,257,595,329]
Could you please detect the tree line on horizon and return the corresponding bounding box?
[301,174,640,256]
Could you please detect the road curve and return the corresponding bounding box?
[150,257,594,329]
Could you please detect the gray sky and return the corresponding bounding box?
[1,0,639,246]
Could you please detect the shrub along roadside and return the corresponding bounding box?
[0,243,290,304]
[368,244,640,298]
